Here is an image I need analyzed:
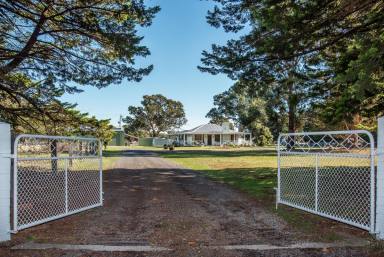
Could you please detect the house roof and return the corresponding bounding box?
[173,123,246,135]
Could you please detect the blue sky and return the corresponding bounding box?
[62,0,237,128]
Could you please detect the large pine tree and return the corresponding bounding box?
[200,0,384,131]
[0,0,159,131]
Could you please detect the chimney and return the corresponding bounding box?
[222,122,231,131]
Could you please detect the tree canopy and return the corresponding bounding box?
[124,94,187,137]
[0,0,159,139]
[200,0,384,133]
[206,80,273,145]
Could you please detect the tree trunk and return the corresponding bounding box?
[287,79,298,150]
[69,142,73,168]
[288,100,296,133]
[287,76,298,133]
[50,139,58,174]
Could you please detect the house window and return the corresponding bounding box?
[231,135,234,141]
[194,134,203,141]
[215,135,220,142]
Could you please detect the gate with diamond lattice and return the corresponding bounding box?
[13,134,103,232]
[277,130,375,233]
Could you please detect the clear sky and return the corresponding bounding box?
[61,0,237,129]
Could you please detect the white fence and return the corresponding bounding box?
[13,134,103,232]
[277,130,376,233]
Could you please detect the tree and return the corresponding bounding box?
[11,100,114,144]
[7,100,114,170]
[124,94,187,137]
[200,2,328,133]
[0,0,159,129]
[204,0,383,61]
[202,52,326,133]
[206,80,274,145]
[207,81,268,126]
[320,31,384,130]
[249,122,273,146]
[201,0,384,132]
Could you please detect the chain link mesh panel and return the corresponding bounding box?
[14,135,102,231]
[278,131,375,232]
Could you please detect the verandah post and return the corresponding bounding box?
[0,122,11,242]
[376,117,384,239]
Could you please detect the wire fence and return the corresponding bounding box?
[13,135,103,231]
[277,131,375,233]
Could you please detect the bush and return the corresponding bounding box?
[163,144,169,149]
[250,122,273,146]
[223,142,237,148]
[169,144,175,151]
[173,141,181,147]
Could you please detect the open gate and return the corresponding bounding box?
[277,130,375,233]
[13,135,103,232]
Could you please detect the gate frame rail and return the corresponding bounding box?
[12,134,103,233]
[277,130,376,234]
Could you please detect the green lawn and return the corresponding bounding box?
[103,145,278,198]
[102,146,129,170]
[159,147,277,198]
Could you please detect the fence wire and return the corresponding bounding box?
[277,131,375,232]
[13,135,102,231]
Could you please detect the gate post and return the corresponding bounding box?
[377,117,384,239]
[0,122,11,242]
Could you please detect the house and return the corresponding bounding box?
[168,123,252,146]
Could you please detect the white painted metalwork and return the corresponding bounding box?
[277,130,375,233]
[13,134,103,232]
[0,122,11,242]
[376,117,384,239]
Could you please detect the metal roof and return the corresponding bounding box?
[173,123,246,135]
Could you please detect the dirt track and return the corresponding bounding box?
[0,150,375,256]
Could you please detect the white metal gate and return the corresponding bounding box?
[277,130,375,233]
[13,135,103,232]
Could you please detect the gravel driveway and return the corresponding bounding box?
[0,150,375,257]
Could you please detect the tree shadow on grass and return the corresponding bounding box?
[160,149,277,159]
[103,148,277,159]
[103,149,158,157]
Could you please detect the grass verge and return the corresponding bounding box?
[102,146,130,170]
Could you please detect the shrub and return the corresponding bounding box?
[250,122,273,146]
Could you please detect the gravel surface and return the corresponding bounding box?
[0,150,376,257]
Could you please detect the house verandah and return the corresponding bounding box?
[168,123,252,146]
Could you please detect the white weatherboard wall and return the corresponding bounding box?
[377,117,384,239]
[0,122,11,242]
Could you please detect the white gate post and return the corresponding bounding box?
[0,122,11,242]
[376,117,384,239]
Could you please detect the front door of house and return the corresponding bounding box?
[207,135,212,145]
